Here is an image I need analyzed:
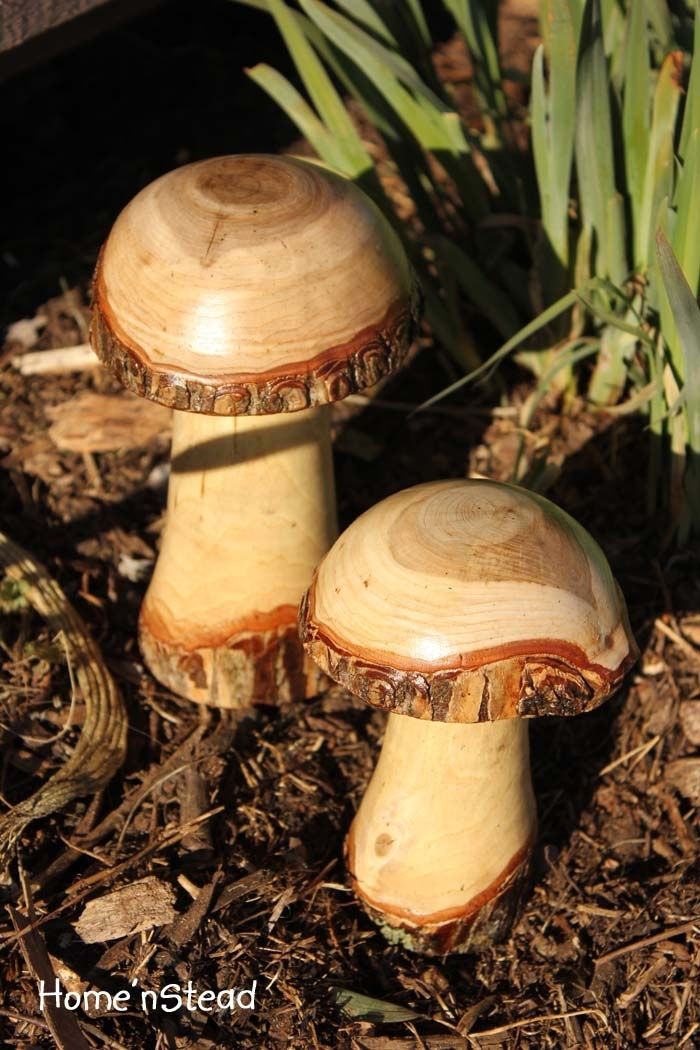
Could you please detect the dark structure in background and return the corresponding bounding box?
[1,0,298,324]
[1,0,164,78]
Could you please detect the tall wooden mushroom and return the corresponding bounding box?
[300,479,637,953]
[90,155,420,709]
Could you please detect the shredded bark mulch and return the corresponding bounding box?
[1,2,698,1047]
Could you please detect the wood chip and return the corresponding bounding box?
[13,343,97,374]
[47,392,171,452]
[178,766,214,855]
[679,702,700,747]
[666,758,700,804]
[6,315,47,350]
[164,874,219,949]
[355,1037,467,1049]
[73,876,176,943]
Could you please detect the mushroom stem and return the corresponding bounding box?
[139,405,337,708]
[346,714,537,954]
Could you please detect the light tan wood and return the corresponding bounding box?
[300,478,637,952]
[89,154,421,706]
[347,714,536,954]
[47,392,171,452]
[91,154,420,413]
[140,405,337,707]
[13,344,97,374]
[301,479,637,720]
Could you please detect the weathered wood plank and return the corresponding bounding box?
[0,0,163,80]
[1,0,116,51]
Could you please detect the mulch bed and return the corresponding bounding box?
[1,2,698,1048]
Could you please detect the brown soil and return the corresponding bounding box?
[1,2,698,1049]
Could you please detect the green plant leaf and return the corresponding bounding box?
[622,0,650,221]
[298,0,445,111]
[246,63,346,168]
[404,0,430,47]
[655,230,700,456]
[432,236,521,340]
[265,0,371,176]
[332,0,396,44]
[588,319,639,405]
[330,987,422,1023]
[635,50,682,269]
[524,339,601,424]
[443,0,506,124]
[574,0,627,283]
[415,284,600,412]
[679,1,700,161]
[672,129,700,300]
[297,0,489,216]
[539,0,577,271]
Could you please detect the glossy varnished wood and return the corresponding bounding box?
[90,155,421,706]
[301,479,637,721]
[300,478,636,952]
[346,715,537,954]
[139,408,336,707]
[91,154,420,414]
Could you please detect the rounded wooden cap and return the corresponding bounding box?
[300,479,637,721]
[90,155,421,414]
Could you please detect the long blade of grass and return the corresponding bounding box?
[265,0,371,175]
[679,1,700,161]
[404,0,430,48]
[246,63,349,171]
[298,0,445,110]
[575,0,626,284]
[432,236,522,340]
[655,230,700,455]
[635,50,682,268]
[335,0,436,87]
[602,0,628,86]
[332,0,395,44]
[415,284,597,412]
[672,128,700,300]
[539,0,577,271]
[622,0,650,223]
[645,0,674,51]
[297,0,489,216]
[443,0,506,124]
[575,289,653,342]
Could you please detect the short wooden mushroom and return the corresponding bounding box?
[300,479,637,953]
[90,154,420,708]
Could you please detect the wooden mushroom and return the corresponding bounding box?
[90,155,420,708]
[300,479,637,953]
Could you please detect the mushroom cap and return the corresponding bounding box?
[300,479,637,721]
[90,154,420,414]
